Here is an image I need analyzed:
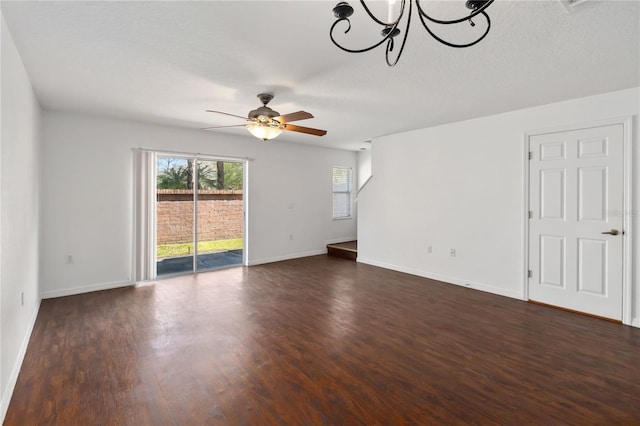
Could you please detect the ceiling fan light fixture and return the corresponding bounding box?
[247,122,283,141]
[205,93,326,140]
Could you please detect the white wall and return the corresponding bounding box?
[0,14,42,420]
[358,88,640,325]
[40,111,357,297]
[357,148,372,190]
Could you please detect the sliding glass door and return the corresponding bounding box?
[155,155,244,277]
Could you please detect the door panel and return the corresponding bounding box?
[195,160,244,272]
[577,238,606,295]
[156,156,194,276]
[540,140,566,160]
[528,124,624,320]
[540,235,565,288]
[540,169,565,219]
[578,167,606,221]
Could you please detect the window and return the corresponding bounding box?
[332,167,352,219]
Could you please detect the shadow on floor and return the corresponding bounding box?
[156,249,243,276]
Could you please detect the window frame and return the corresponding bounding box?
[332,166,353,220]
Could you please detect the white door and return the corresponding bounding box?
[528,124,624,320]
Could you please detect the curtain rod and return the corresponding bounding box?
[134,147,252,162]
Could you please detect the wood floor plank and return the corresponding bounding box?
[5,255,640,424]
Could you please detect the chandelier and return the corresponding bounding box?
[330,0,494,67]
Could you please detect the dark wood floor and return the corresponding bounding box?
[6,255,640,425]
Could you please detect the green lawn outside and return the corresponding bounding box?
[157,238,243,259]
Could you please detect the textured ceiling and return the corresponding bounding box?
[2,1,639,151]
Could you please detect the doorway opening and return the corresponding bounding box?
[155,155,245,277]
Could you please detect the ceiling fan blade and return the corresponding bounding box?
[283,123,327,137]
[206,110,251,121]
[201,124,248,131]
[275,111,314,123]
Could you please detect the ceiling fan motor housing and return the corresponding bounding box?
[249,106,280,119]
[249,93,280,119]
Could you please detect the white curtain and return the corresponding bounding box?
[133,149,156,282]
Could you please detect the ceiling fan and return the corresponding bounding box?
[202,93,327,141]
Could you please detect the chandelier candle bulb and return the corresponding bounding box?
[388,0,396,22]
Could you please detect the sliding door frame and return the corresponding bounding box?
[134,148,249,281]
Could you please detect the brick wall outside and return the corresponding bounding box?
[156,189,243,245]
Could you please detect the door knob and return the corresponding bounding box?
[601,229,620,235]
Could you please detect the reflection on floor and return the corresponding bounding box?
[156,249,243,276]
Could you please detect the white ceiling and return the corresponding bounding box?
[2,1,638,151]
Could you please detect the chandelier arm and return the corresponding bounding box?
[360,0,406,26]
[385,0,412,66]
[416,0,494,25]
[418,11,491,48]
[330,18,400,54]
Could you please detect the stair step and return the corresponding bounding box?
[327,241,357,261]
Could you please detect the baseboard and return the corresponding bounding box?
[357,257,522,300]
[40,279,134,299]
[248,250,326,266]
[631,317,640,328]
[0,298,41,423]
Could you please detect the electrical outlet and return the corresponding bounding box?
[450,249,456,257]
[289,234,293,241]
[427,245,433,254]
[21,291,24,306]
[66,255,74,264]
